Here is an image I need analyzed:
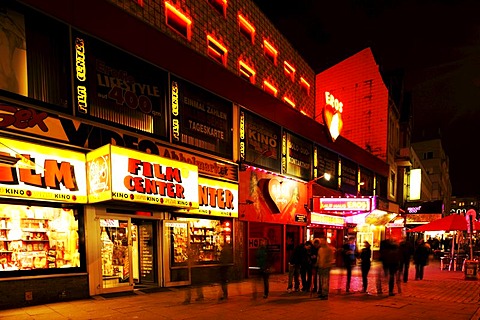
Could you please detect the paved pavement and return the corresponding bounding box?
[1,260,480,320]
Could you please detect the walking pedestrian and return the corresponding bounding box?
[377,238,400,296]
[255,237,271,299]
[286,241,310,293]
[359,240,372,293]
[183,244,204,304]
[300,241,313,292]
[310,238,321,294]
[219,242,233,301]
[316,236,334,300]
[342,237,356,293]
[413,238,430,280]
[398,237,414,283]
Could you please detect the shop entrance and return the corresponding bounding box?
[98,217,159,292]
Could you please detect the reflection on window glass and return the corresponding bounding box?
[0,204,79,271]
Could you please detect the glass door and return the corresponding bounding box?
[163,220,190,287]
[100,217,133,291]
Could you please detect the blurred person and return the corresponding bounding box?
[377,238,400,296]
[310,238,321,294]
[316,236,334,300]
[413,238,430,280]
[359,241,372,293]
[183,244,204,304]
[219,242,233,301]
[398,237,414,283]
[342,237,356,293]
[300,241,313,292]
[286,241,310,293]
[255,237,271,299]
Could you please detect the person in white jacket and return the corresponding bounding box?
[315,237,334,300]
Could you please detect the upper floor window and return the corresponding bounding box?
[283,96,296,108]
[165,1,192,40]
[207,35,228,66]
[238,14,255,44]
[263,80,278,97]
[134,0,144,7]
[300,77,310,96]
[208,0,227,17]
[263,40,278,65]
[239,60,256,84]
[283,61,295,82]
[423,151,434,160]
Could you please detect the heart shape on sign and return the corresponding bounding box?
[323,104,343,141]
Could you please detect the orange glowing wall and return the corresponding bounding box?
[315,48,389,161]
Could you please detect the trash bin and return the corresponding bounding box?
[464,260,478,280]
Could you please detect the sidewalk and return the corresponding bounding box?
[1,260,479,320]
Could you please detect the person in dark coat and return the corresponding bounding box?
[300,241,313,292]
[287,241,312,292]
[342,237,356,293]
[360,241,372,293]
[255,237,272,299]
[377,238,400,296]
[219,243,233,300]
[413,238,430,280]
[398,237,414,283]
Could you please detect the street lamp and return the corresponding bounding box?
[309,173,331,183]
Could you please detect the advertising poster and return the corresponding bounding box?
[315,145,338,189]
[72,30,168,139]
[283,131,312,181]
[239,109,281,171]
[170,76,233,158]
[340,156,358,195]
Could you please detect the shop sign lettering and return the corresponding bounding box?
[198,185,234,210]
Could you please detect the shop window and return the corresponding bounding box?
[284,61,296,82]
[238,14,255,44]
[207,35,228,66]
[283,96,296,108]
[207,0,227,17]
[178,217,232,264]
[300,77,311,96]
[165,1,192,40]
[263,40,278,65]
[0,204,80,272]
[239,60,256,84]
[263,80,278,97]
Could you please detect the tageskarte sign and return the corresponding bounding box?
[0,137,87,203]
[87,144,199,208]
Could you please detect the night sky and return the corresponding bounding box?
[254,0,480,197]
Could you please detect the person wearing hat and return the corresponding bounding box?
[360,241,372,293]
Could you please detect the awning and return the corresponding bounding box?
[365,210,397,226]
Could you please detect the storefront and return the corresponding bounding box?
[0,136,88,308]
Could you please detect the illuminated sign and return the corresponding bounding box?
[180,177,238,217]
[75,37,88,114]
[313,197,371,212]
[0,138,87,202]
[310,213,345,226]
[409,168,421,200]
[87,144,198,208]
[323,91,343,142]
[171,80,180,141]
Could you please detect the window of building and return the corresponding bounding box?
[300,77,310,96]
[238,14,255,44]
[283,61,296,82]
[423,151,434,160]
[283,96,295,108]
[207,35,228,66]
[263,40,278,65]
[239,60,256,84]
[135,0,144,7]
[165,1,192,40]
[207,0,227,17]
[390,170,396,197]
[263,80,278,97]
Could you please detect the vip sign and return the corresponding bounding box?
[180,177,238,217]
[0,138,87,202]
[87,144,199,209]
[323,92,344,141]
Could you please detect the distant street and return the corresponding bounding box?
[1,260,479,320]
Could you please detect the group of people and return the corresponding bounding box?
[286,236,335,300]
[284,235,431,299]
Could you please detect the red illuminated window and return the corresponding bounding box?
[208,0,227,17]
[134,0,144,7]
[165,2,192,40]
[207,35,228,66]
[238,14,255,44]
[283,96,296,108]
[239,60,256,84]
[263,80,278,97]
[300,77,311,96]
[263,40,278,65]
[284,61,296,82]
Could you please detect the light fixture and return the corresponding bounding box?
[308,173,331,184]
